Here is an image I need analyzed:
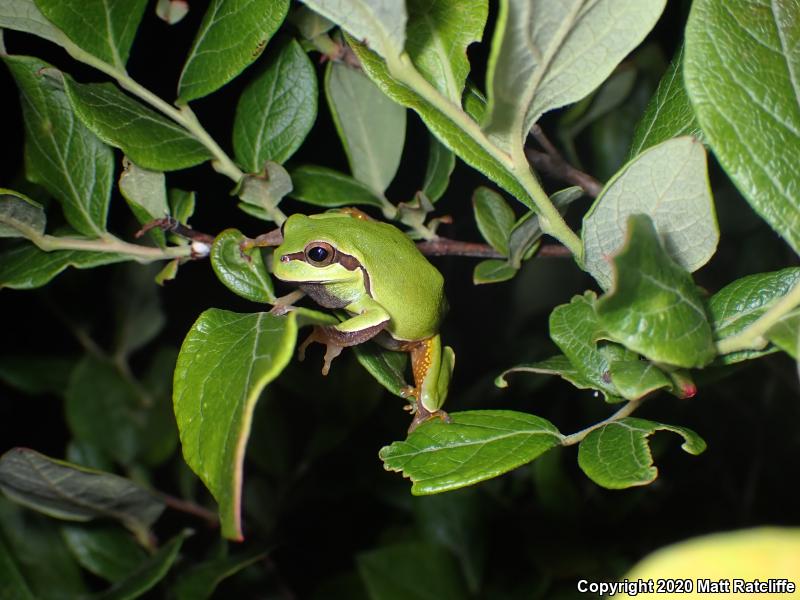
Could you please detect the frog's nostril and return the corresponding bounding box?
[280,255,290,262]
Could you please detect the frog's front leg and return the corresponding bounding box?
[404,334,455,432]
[269,289,306,316]
[299,300,389,375]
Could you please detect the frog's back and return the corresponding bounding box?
[306,213,446,341]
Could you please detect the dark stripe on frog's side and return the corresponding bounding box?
[312,320,389,347]
[282,248,373,295]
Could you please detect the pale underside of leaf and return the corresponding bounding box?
[484,0,667,150]
[300,0,407,59]
[583,136,718,290]
[684,0,800,254]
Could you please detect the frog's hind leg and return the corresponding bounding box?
[299,320,387,375]
[406,335,455,432]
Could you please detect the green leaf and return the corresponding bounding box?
[472,259,517,285]
[483,0,666,149]
[357,543,469,600]
[507,187,580,268]
[0,500,86,600]
[0,189,45,239]
[607,360,671,401]
[352,344,409,398]
[238,162,293,218]
[174,309,298,540]
[405,0,488,102]
[765,310,800,359]
[171,550,266,600]
[66,441,115,472]
[0,243,129,290]
[506,212,542,269]
[92,530,190,600]
[301,0,406,59]
[289,5,333,40]
[685,0,800,255]
[0,354,75,395]
[709,268,800,363]
[169,188,195,225]
[111,264,166,357]
[0,535,35,600]
[380,410,562,494]
[495,355,614,400]
[0,448,164,538]
[61,524,146,583]
[289,165,386,209]
[559,64,638,141]
[233,37,317,171]
[65,355,164,466]
[0,0,67,47]
[549,292,623,400]
[34,0,147,68]
[596,215,716,368]
[325,61,406,195]
[413,490,485,593]
[64,78,212,171]
[210,228,275,303]
[583,137,718,290]
[578,417,706,489]
[118,159,169,247]
[5,56,112,237]
[472,186,514,255]
[422,135,455,203]
[629,46,704,157]
[178,0,288,102]
[138,348,181,466]
[349,37,534,210]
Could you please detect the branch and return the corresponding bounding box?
[415,238,503,258]
[160,493,220,529]
[416,238,571,259]
[33,233,193,262]
[526,125,603,198]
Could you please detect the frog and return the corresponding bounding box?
[265,209,454,430]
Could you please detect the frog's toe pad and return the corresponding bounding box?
[408,408,450,433]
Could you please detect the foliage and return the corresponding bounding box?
[1,0,799,596]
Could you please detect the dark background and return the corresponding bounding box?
[1,1,799,598]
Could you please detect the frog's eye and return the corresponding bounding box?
[304,241,335,266]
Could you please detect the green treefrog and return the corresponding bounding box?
[269,209,454,430]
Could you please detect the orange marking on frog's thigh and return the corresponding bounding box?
[410,338,434,387]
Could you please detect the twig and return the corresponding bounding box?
[561,398,644,446]
[415,238,503,258]
[536,244,573,258]
[160,493,220,529]
[135,217,215,245]
[526,125,603,198]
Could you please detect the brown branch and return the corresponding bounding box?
[135,217,215,245]
[416,237,570,259]
[527,125,603,198]
[416,238,503,258]
[536,243,573,258]
[160,493,220,529]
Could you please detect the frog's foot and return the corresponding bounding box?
[239,227,283,253]
[401,387,450,432]
[408,402,450,433]
[298,326,344,376]
[337,207,374,221]
[269,290,306,316]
